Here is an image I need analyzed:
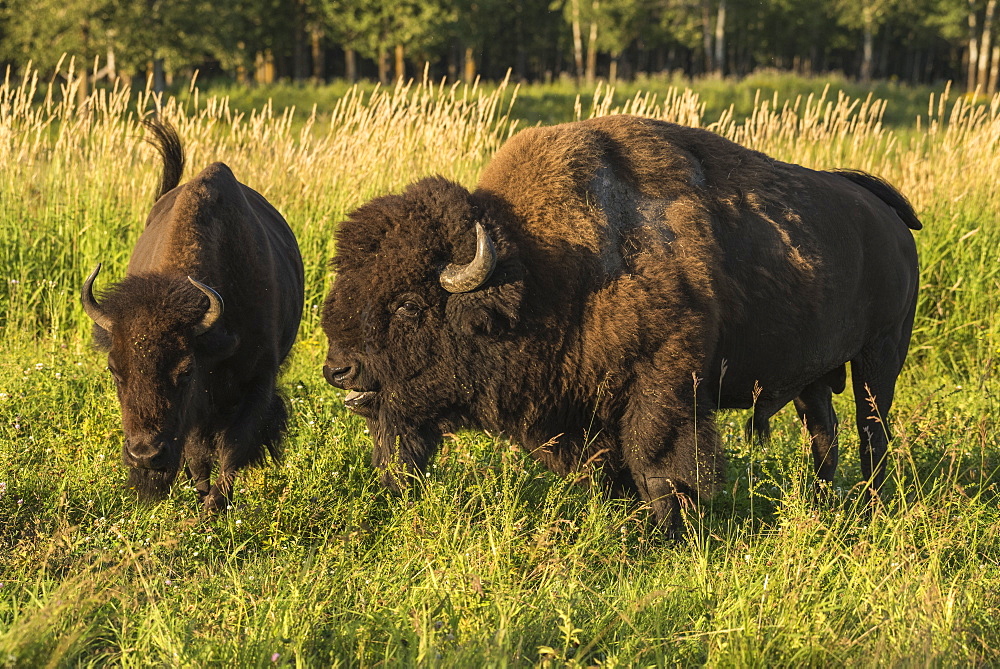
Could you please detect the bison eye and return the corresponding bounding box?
[395,301,422,318]
[173,364,194,384]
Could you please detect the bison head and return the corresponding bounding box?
[321,177,525,489]
[82,264,239,500]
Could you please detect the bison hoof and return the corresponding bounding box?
[202,487,231,513]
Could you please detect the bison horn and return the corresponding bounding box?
[188,277,224,335]
[439,222,497,293]
[81,263,114,332]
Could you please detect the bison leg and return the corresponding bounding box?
[183,435,215,503]
[204,379,288,511]
[743,397,788,445]
[622,396,724,535]
[850,338,907,504]
[793,381,840,486]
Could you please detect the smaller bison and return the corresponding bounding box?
[322,115,920,532]
[82,120,304,510]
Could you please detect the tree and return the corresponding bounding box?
[592,0,645,82]
[321,0,452,83]
[834,0,901,81]
[0,0,116,101]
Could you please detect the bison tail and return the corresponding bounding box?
[829,169,922,231]
[142,118,186,201]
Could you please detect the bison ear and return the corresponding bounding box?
[92,323,112,351]
[445,266,524,336]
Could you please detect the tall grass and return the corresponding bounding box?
[0,65,997,666]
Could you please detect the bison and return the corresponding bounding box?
[82,120,304,511]
[321,115,920,531]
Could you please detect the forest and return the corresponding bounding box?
[5,0,1000,94]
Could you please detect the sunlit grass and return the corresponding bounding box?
[0,64,997,665]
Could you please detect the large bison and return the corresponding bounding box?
[83,120,304,511]
[321,115,920,531]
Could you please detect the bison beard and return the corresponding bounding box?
[127,462,179,500]
[322,115,920,533]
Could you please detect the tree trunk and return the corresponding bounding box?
[585,7,598,84]
[293,39,307,81]
[990,45,1000,94]
[713,0,726,76]
[464,46,476,84]
[377,48,389,85]
[394,44,405,82]
[860,3,875,82]
[311,27,324,81]
[969,0,981,92]
[978,0,998,94]
[570,0,584,81]
[609,55,619,84]
[151,57,166,92]
[701,0,713,73]
[76,20,91,109]
[345,48,357,82]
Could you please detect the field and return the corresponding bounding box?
[0,68,998,666]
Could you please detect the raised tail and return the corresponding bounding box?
[829,169,922,230]
[142,118,185,201]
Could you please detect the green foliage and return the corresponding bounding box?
[0,70,998,665]
[0,0,986,84]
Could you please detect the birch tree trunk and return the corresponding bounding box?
[464,46,476,84]
[713,0,727,76]
[394,44,405,82]
[585,2,598,84]
[969,0,981,91]
[990,45,1000,93]
[978,0,997,93]
[860,2,875,82]
[701,0,714,72]
[570,0,584,81]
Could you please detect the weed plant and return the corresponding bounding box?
[0,65,997,666]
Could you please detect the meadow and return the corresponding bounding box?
[0,66,998,666]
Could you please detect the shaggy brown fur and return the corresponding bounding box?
[84,120,304,510]
[321,115,920,531]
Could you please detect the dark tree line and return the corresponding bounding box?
[2,0,997,93]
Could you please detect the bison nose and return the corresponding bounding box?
[125,441,171,469]
[323,363,356,389]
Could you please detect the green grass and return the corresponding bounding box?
[0,69,998,666]
[194,70,946,129]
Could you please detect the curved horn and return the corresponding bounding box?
[187,277,224,335]
[81,263,114,332]
[439,222,498,294]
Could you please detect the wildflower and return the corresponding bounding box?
[271,653,280,662]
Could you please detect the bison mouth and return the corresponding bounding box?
[344,389,377,413]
